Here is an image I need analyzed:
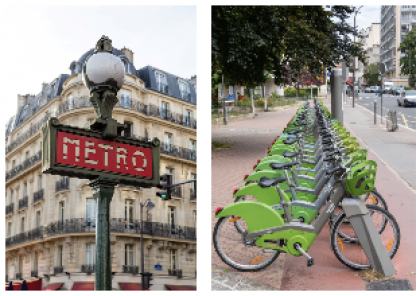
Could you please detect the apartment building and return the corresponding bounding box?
[380,5,416,86]
[5,45,197,290]
[360,23,381,86]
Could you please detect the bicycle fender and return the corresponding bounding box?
[233,183,290,205]
[259,156,290,165]
[244,170,284,183]
[254,158,293,171]
[215,201,285,233]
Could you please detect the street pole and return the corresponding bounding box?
[353,6,363,108]
[409,50,411,87]
[222,75,227,125]
[140,202,144,287]
[89,177,119,290]
[331,69,343,123]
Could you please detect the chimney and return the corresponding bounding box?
[121,47,134,64]
[17,94,28,112]
[42,82,49,96]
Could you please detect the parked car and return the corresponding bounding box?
[397,90,416,107]
[364,87,371,93]
[394,86,405,96]
[383,85,393,94]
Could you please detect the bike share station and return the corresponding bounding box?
[214,66,397,279]
[41,36,194,290]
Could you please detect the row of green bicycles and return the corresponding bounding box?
[213,99,400,272]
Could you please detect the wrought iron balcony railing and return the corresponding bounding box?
[171,186,182,198]
[33,189,44,204]
[168,269,182,278]
[160,143,196,162]
[6,219,196,248]
[15,273,22,280]
[190,188,196,201]
[81,264,95,274]
[56,178,69,192]
[19,196,28,210]
[6,97,196,155]
[6,151,42,181]
[122,265,139,274]
[54,266,64,274]
[31,270,38,278]
[6,203,14,215]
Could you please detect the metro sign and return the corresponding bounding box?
[42,118,160,187]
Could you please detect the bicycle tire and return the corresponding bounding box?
[330,205,400,270]
[363,188,388,211]
[213,217,282,272]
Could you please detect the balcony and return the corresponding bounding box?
[6,151,42,181]
[18,196,28,210]
[6,203,14,215]
[171,186,182,198]
[168,269,182,278]
[81,264,95,274]
[6,219,196,249]
[56,178,69,192]
[54,266,64,274]
[31,270,38,278]
[160,143,197,162]
[190,188,196,201]
[33,189,44,204]
[122,265,139,274]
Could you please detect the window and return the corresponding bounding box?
[161,102,169,118]
[36,211,41,228]
[190,140,196,160]
[25,151,29,159]
[185,109,192,126]
[59,201,65,223]
[58,245,63,267]
[120,90,131,108]
[413,12,416,21]
[38,175,42,190]
[155,72,167,93]
[168,206,176,233]
[86,243,96,265]
[169,249,177,271]
[164,133,172,152]
[86,199,97,222]
[193,210,196,228]
[12,160,15,169]
[21,217,25,233]
[9,190,13,204]
[68,95,74,110]
[19,256,24,274]
[34,252,39,272]
[179,81,190,100]
[7,222,12,237]
[125,244,134,266]
[122,122,132,137]
[125,199,134,230]
[23,183,27,197]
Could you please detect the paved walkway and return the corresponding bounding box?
[211,99,416,290]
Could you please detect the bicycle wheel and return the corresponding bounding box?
[213,217,282,271]
[330,205,400,270]
[363,188,388,211]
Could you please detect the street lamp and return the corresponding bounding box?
[140,199,154,290]
[353,5,363,108]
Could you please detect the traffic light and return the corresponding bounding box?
[156,174,172,200]
[141,272,153,290]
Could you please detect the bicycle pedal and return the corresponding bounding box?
[307,258,314,267]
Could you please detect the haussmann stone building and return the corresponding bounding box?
[5,44,197,290]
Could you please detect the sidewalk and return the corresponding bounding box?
[211,100,416,290]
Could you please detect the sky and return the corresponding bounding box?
[0,5,196,122]
[349,5,381,32]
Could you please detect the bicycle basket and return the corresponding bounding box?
[346,160,377,195]
[341,136,357,147]
[345,143,360,154]
[347,149,367,164]
[339,131,350,140]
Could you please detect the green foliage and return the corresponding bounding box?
[212,6,366,88]
[398,26,416,88]
[284,86,297,96]
[362,62,380,87]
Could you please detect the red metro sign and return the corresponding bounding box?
[42,119,160,188]
[57,131,153,178]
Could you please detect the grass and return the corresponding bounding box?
[358,269,388,282]
[212,140,232,150]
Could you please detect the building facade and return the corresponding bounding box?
[360,23,381,86]
[380,5,416,86]
[5,46,197,290]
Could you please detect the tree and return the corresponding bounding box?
[399,26,416,88]
[362,62,380,86]
[212,5,367,102]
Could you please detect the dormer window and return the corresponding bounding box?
[178,80,190,100]
[155,72,168,93]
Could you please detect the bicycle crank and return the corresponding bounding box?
[294,243,314,267]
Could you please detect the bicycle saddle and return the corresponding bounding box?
[287,129,305,134]
[283,138,299,145]
[270,161,300,170]
[283,151,301,158]
[258,176,288,188]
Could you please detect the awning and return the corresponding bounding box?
[26,279,42,290]
[71,282,94,290]
[165,284,196,291]
[42,282,64,291]
[119,282,143,290]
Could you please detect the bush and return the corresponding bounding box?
[299,89,306,96]
[284,86,297,96]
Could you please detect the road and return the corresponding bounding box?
[351,92,416,130]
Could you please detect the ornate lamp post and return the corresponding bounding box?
[140,199,155,290]
[83,36,125,290]
[353,5,363,108]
